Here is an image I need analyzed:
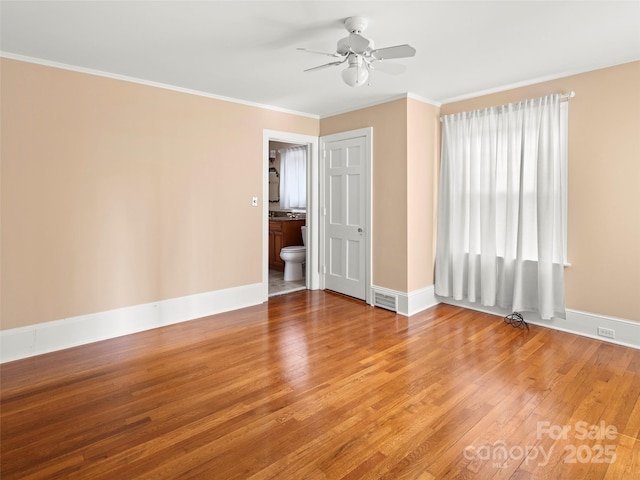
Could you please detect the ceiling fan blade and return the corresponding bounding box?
[371,44,416,60]
[369,60,406,75]
[348,33,372,53]
[337,33,373,55]
[297,47,342,58]
[304,60,345,72]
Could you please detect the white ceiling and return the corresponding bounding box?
[2,1,639,117]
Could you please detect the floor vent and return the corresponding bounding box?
[373,291,398,312]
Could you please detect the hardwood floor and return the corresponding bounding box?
[1,291,639,479]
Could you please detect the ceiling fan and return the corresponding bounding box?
[298,16,416,87]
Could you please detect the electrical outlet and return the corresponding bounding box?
[597,327,615,339]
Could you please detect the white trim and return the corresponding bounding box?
[406,285,439,316]
[0,51,319,119]
[0,283,264,363]
[371,285,439,317]
[439,59,638,105]
[320,94,409,119]
[559,309,640,350]
[438,297,640,350]
[406,92,442,108]
[320,127,373,305]
[263,130,320,293]
[4,285,637,363]
[5,52,636,119]
[321,93,441,119]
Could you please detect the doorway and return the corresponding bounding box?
[263,130,319,299]
[268,140,306,296]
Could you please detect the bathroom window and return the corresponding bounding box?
[279,146,307,209]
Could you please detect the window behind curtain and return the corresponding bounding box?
[435,94,568,320]
[279,146,307,209]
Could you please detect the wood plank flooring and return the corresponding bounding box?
[1,290,639,479]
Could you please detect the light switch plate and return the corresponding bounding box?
[251,196,258,207]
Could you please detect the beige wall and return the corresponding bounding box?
[407,98,440,292]
[440,61,640,321]
[2,57,637,332]
[320,99,410,292]
[320,97,441,294]
[1,58,318,329]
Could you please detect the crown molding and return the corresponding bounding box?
[439,59,639,105]
[0,51,320,120]
[321,92,441,119]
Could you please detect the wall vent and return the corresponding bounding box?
[373,291,398,312]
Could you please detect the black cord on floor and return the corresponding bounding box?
[504,312,529,330]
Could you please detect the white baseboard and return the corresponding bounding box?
[405,285,439,316]
[438,296,640,350]
[371,285,439,317]
[0,283,266,363]
[4,285,636,363]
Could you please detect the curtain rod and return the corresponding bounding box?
[439,91,576,122]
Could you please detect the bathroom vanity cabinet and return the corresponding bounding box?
[268,219,305,271]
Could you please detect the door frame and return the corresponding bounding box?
[319,127,373,305]
[263,130,320,299]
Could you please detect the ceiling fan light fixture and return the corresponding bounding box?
[341,64,368,87]
[341,57,368,87]
[300,16,415,87]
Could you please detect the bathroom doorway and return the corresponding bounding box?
[263,130,319,298]
[268,140,306,296]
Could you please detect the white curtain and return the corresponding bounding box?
[435,94,566,320]
[280,146,307,209]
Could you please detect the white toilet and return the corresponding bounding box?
[280,226,307,281]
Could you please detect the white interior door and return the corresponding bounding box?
[321,129,371,302]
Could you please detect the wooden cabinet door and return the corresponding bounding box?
[268,230,275,266]
[269,221,285,270]
[272,231,284,270]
